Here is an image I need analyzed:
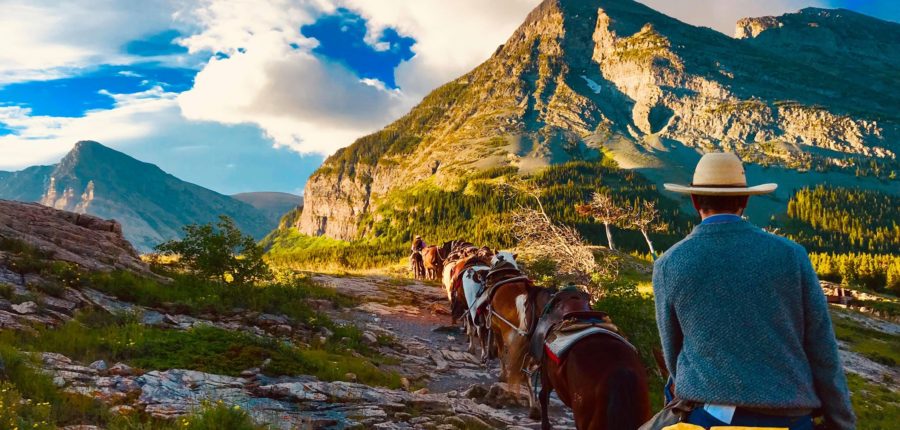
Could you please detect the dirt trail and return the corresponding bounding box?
[313,274,577,429]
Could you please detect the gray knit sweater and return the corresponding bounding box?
[653,219,855,429]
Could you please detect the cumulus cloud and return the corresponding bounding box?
[338,0,540,97]
[0,87,178,168]
[0,0,191,84]
[176,4,404,154]
[641,0,827,35]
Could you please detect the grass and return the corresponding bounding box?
[832,312,900,367]
[0,343,111,426]
[88,270,356,327]
[1,310,402,389]
[847,373,900,430]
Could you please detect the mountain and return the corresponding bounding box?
[232,192,303,226]
[0,141,272,252]
[296,0,899,242]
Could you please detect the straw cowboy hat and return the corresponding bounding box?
[663,152,777,196]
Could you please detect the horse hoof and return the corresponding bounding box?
[529,408,541,420]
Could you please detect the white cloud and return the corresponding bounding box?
[0,0,189,84]
[339,0,540,98]
[0,87,180,168]
[639,0,827,35]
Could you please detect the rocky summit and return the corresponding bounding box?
[0,141,273,252]
[297,0,899,241]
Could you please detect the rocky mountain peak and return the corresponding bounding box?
[1,141,274,252]
[296,0,900,241]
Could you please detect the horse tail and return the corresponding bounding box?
[605,367,641,430]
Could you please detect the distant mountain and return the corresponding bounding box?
[0,141,272,252]
[232,192,302,226]
[296,0,899,241]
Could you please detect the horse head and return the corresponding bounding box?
[491,250,519,269]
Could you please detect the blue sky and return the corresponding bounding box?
[0,0,897,195]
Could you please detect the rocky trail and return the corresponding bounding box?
[13,270,575,429]
[312,274,577,428]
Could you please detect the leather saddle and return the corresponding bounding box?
[529,288,616,364]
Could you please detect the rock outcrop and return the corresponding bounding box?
[0,199,150,274]
[297,0,899,241]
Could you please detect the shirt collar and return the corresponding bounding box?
[701,214,744,225]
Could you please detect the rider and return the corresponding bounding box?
[411,235,427,254]
[653,153,855,429]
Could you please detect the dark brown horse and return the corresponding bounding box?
[535,289,650,430]
[409,252,424,280]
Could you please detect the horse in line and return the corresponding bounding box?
[483,253,650,429]
[421,241,453,281]
[531,288,650,430]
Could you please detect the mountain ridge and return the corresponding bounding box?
[0,141,273,252]
[295,0,899,242]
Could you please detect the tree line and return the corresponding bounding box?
[779,185,899,253]
[809,252,900,294]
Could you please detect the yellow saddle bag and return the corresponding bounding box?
[663,425,787,430]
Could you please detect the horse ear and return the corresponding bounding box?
[513,253,518,260]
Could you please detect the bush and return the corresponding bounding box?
[156,216,272,284]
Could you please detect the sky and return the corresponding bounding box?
[0,0,897,195]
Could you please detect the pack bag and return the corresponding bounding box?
[639,398,695,430]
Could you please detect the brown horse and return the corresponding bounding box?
[484,253,545,416]
[422,245,447,281]
[536,289,650,430]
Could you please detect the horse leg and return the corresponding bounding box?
[495,329,507,382]
[539,366,552,430]
[479,326,490,365]
[525,360,541,419]
[466,318,478,354]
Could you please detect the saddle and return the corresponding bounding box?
[472,261,531,320]
[529,287,628,365]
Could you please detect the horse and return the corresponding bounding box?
[422,241,453,281]
[409,251,425,280]
[534,288,650,430]
[483,252,546,417]
[448,252,494,325]
[441,241,489,300]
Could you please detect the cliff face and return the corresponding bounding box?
[0,141,273,252]
[298,0,899,241]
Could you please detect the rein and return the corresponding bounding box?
[490,307,528,336]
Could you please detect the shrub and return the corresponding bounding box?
[156,216,272,284]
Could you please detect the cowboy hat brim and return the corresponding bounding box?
[663,183,777,196]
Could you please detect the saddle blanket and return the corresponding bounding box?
[545,326,634,363]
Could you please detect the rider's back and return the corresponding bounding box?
[653,219,854,428]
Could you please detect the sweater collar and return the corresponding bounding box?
[701,214,743,225]
[690,218,756,236]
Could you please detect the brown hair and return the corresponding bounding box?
[691,194,748,213]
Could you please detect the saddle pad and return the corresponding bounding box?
[545,326,636,362]
[462,266,490,319]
